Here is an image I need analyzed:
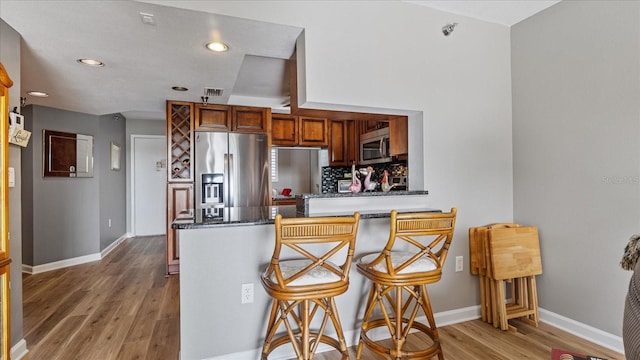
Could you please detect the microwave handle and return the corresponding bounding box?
[379,138,384,155]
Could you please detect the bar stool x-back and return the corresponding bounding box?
[261,212,361,360]
[356,208,457,360]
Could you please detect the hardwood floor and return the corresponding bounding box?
[22,235,179,360]
[20,235,624,360]
[314,319,625,360]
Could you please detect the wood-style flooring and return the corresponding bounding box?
[22,235,179,360]
[21,235,624,360]
[316,319,625,359]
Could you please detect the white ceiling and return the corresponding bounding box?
[0,1,560,121]
[407,1,561,27]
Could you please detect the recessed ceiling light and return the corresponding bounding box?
[172,86,189,92]
[27,91,49,97]
[205,42,229,52]
[77,58,105,67]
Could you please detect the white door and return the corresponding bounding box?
[132,135,166,236]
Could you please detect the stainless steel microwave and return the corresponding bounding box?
[360,128,392,165]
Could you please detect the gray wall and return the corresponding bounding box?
[97,114,126,250]
[125,118,165,234]
[1,18,24,349]
[22,105,126,265]
[512,0,640,336]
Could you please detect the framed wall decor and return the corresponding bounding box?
[110,142,121,170]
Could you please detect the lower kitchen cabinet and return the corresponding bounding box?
[166,182,193,274]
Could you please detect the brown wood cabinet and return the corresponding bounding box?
[233,106,270,133]
[167,101,194,182]
[360,119,388,134]
[271,114,298,146]
[166,183,193,275]
[299,116,328,146]
[389,116,409,156]
[194,104,231,131]
[271,115,328,147]
[195,104,270,133]
[329,120,359,166]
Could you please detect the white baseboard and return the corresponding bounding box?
[202,305,626,360]
[202,306,482,360]
[539,308,624,355]
[100,233,131,258]
[22,233,130,275]
[11,339,28,360]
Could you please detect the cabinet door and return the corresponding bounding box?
[299,116,328,146]
[345,120,359,164]
[389,116,408,156]
[329,120,347,166]
[329,120,359,166]
[233,106,270,133]
[167,101,194,182]
[166,183,193,274]
[194,104,231,131]
[272,114,298,146]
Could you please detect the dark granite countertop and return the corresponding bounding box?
[173,204,439,229]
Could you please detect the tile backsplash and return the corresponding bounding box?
[321,162,407,193]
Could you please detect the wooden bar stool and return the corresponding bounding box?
[356,208,457,360]
[260,212,360,360]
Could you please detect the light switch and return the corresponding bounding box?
[8,167,15,187]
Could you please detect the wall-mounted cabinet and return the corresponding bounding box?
[389,116,409,156]
[233,106,270,133]
[329,120,359,166]
[272,115,328,147]
[360,119,388,134]
[271,114,298,146]
[195,104,270,134]
[194,104,231,131]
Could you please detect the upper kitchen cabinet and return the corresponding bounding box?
[272,114,298,146]
[195,104,270,134]
[298,116,328,146]
[271,115,328,147]
[389,116,409,156]
[167,101,194,182]
[233,106,270,134]
[329,120,359,166]
[194,104,231,131]
[360,119,389,134]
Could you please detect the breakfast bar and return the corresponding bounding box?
[175,191,437,360]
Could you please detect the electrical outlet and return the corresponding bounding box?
[455,256,463,272]
[241,283,254,304]
[108,218,112,228]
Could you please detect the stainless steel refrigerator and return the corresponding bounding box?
[194,132,270,217]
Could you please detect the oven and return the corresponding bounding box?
[360,128,391,165]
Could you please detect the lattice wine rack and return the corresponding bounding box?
[169,102,193,181]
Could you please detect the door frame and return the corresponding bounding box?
[130,134,166,236]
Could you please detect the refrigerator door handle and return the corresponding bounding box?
[226,153,234,207]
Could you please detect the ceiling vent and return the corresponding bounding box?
[204,88,224,97]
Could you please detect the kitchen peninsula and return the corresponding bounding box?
[175,190,436,360]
